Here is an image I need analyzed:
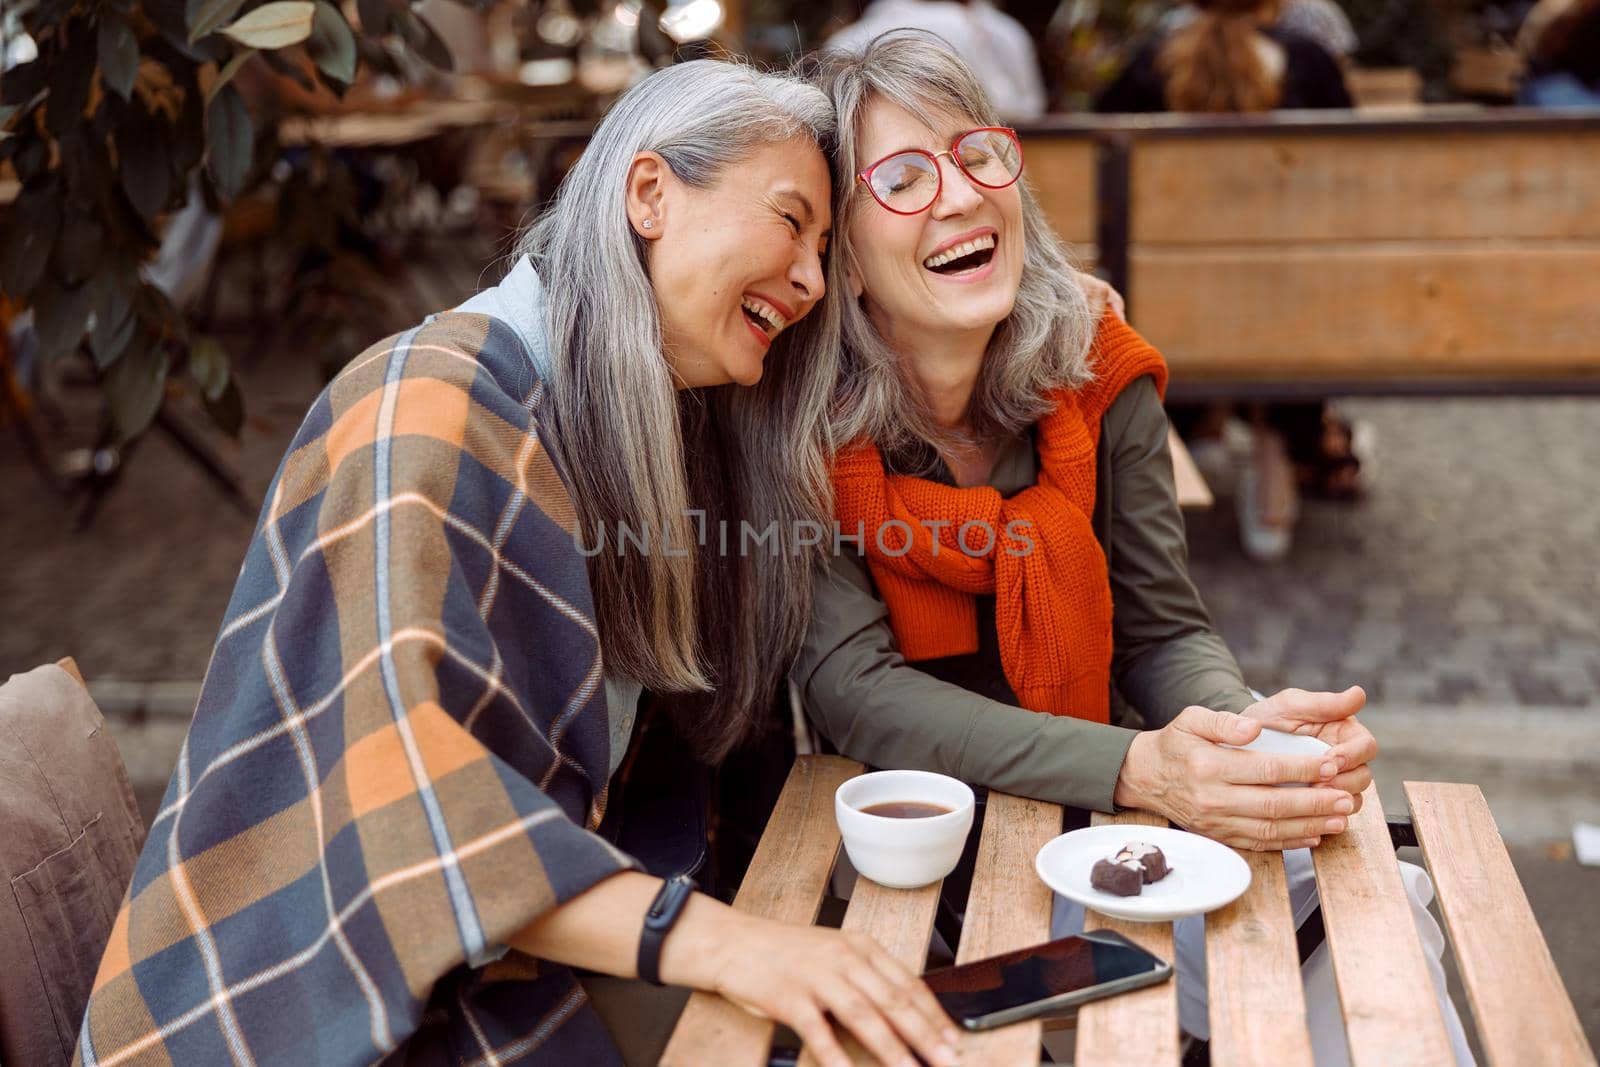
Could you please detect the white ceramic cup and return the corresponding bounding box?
[1225,726,1332,788]
[835,770,975,889]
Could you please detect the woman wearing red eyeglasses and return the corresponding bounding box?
[792,29,1415,1057]
[800,27,1374,858]
[794,33,1479,1064]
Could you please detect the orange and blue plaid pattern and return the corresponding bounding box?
[76,312,637,1065]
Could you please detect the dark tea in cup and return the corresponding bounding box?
[835,769,975,887]
[858,801,954,819]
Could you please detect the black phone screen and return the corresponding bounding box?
[922,932,1168,1025]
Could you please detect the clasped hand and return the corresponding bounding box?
[1114,686,1377,851]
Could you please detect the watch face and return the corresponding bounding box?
[648,876,695,926]
[638,876,697,984]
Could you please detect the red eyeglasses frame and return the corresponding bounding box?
[855,126,1025,216]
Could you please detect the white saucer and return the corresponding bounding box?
[1035,825,1252,923]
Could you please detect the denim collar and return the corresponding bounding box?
[453,254,553,381]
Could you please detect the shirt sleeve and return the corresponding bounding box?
[1102,377,1256,724]
[793,548,1138,812]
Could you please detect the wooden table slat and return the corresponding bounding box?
[839,878,943,970]
[661,755,864,1067]
[802,878,944,1067]
[1204,850,1315,1067]
[1311,782,1455,1067]
[1076,810,1182,1067]
[1404,782,1596,1067]
[954,792,1063,1066]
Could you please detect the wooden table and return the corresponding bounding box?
[663,756,1593,1067]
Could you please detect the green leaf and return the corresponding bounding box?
[308,1,357,85]
[398,9,453,70]
[46,25,97,138]
[34,281,97,363]
[55,208,105,285]
[105,335,171,443]
[208,48,257,104]
[205,84,253,199]
[158,0,228,63]
[97,16,140,100]
[355,0,390,35]
[0,184,63,299]
[115,107,172,221]
[187,0,249,45]
[89,283,137,371]
[219,1,314,49]
[172,67,207,175]
[187,334,231,401]
[55,124,104,203]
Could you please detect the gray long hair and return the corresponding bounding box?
[516,61,838,761]
[806,31,1096,458]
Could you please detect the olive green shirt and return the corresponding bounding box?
[793,376,1254,813]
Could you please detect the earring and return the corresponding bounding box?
[642,218,654,229]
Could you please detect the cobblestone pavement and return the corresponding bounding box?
[1184,396,1600,710]
[1,352,322,681]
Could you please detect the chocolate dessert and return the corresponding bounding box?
[1089,857,1145,897]
[1113,842,1170,885]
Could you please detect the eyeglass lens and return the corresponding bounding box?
[866,130,1021,213]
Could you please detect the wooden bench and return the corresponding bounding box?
[1018,111,1600,400]
[662,755,1594,1066]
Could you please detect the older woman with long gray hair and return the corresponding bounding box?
[795,32,1475,1064]
[76,61,958,1067]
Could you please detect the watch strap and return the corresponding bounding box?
[637,873,696,986]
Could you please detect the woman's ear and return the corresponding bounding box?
[625,151,668,239]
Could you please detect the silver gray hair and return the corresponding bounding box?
[806,30,1096,458]
[515,60,839,760]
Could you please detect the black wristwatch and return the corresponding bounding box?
[637,873,697,986]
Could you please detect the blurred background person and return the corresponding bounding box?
[1098,0,1352,113]
[1517,0,1600,106]
[1095,0,1360,562]
[1161,0,1361,68]
[826,0,1049,121]
[1277,0,1361,64]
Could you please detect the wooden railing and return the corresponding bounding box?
[1014,110,1600,399]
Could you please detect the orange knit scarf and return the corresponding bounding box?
[831,310,1168,721]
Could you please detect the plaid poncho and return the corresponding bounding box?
[76,309,638,1065]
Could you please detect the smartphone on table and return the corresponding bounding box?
[922,930,1172,1031]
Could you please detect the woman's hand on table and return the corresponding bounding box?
[1113,707,1357,851]
[1242,685,1377,806]
[670,907,960,1067]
